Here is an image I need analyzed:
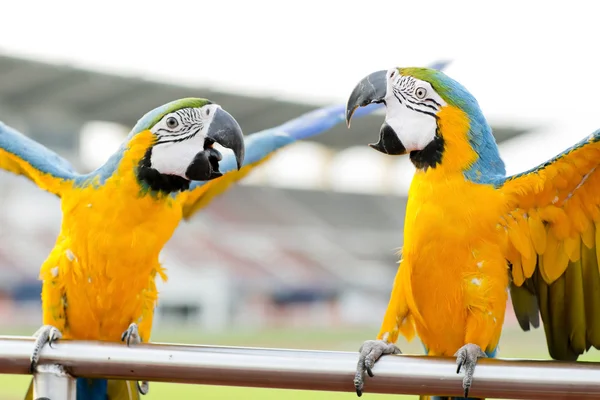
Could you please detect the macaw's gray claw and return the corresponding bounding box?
[121,322,142,346]
[354,338,401,397]
[30,325,63,373]
[121,322,149,395]
[137,380,149,395]
[454,343,487,397]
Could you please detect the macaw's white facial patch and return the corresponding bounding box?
[383,69,447,152]
[149,105,220,178]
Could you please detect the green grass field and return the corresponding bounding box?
[2,324,600,399]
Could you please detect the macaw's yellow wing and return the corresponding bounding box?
[498,129,600,361]
[178,103,373,219]
[0,122,79,197]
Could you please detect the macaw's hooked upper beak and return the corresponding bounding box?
[345,69,407,155]
[345,70,388,128]
[185,107,245,181]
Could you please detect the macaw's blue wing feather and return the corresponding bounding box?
[497,128,600,362]
[0,121,79,197]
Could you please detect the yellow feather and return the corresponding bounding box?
[512,256,525,286]
[0,148,72,197]
[539,205,571,239]
[557,162,578,184]
[506,241,521,266]
[522,252,537,279]
[568,153,592,171]
[595,221,600,272]
[528,209,547,254]
[591,204,600,222]
[582,220,595,249]
[565,196,589,235]
[507,213,532,260]
[563,236,581,262]
[553,174,570,190]
[541,229,570,284]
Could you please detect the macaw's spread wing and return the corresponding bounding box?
[178,103,366,219]
[498,129,600,360]
[0,122,78,197]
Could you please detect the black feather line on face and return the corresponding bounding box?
[154,108,204,144]
[409,126,445,170]
[136,147,190,193]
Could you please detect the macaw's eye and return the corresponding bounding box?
[166,117,179,129]
[415,87,427,99]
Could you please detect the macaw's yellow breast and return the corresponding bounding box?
[400,169,510,355]
[41,130,184,341]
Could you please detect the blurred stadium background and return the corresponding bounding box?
[1,1,600,398]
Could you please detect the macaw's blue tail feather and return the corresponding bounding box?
[77,378,108,400]
[77,378,140,400]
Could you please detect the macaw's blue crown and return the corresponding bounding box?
[130,98,213,135]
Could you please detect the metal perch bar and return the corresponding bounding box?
[0,336,600,399]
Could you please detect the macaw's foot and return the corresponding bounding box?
[454,343,487,397]
[121,322,142,346]
[30,325,63,373]
[121,323,149,395]
[354,338,402,397]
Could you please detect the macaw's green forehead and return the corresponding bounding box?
[131,97,213,134]
[399,67,477,111]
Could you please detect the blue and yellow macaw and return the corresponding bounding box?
[0,97,351,400]
[345,66,600,400]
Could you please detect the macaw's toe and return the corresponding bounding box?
[454,343,487,398]
[30,324,63,373]
[354,338,402,397]
[121,323,150,395]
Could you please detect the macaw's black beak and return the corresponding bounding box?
[345,69,387,128]
[185,107,245,181]
[346,69,406,155]
[368,122,406,155]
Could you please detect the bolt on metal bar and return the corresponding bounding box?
[1,336,600,399]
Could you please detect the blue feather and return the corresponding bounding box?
[186,101,380,192]
[419,71,507,184]
[0,122,77,180]
[76,378,108,400]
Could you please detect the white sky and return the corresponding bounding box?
[1,0,599,194]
